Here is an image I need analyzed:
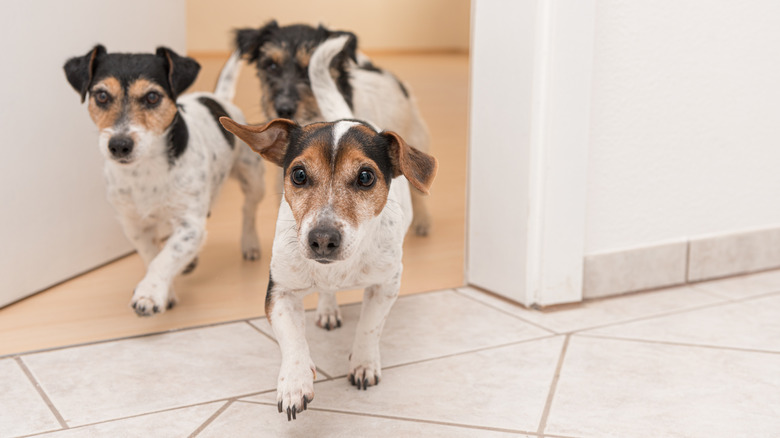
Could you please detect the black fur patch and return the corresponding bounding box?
[280,123,328,171]
[166,112,189,166]
[197,97,235,148]
[66,47,199,102]
[340,124,395,187]
[394,76,409,98]
[265,274,276,315]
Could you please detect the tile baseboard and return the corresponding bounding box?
[688,227,780,282]
[583,226,780,298]
[583,242,688,299]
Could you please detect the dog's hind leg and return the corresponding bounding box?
[232,144,266,260]
[409,190,433,236]
[315,291,342,331]
[348,273,401,389]
[403,113,434,236]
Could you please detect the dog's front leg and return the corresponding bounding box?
[348,274,400,390]
[130,215,205,316]
[267,288,316,420]
[119,218,161,267]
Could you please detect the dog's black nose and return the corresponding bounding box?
[309,227,341,258]
[275,104,296,120]
[108,136,134,159]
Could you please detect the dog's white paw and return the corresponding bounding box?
[348,351,382,390]
[130,280,175,317]
[315,295,342,331]
[241,233,261,261]
[276,363,316,421]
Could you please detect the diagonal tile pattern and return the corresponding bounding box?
[21,323,279,427]
[582,293,780,352]
[691,269,780,299]
[199,401,529,438]
[0,358,61,437]
[247,337,566,433]
[457,285,724,333]
[545,336,780,438]
[5,271,780,437]
[32,402,222,438]
[250,290,552,377]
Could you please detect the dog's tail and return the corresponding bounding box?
[213,50,242,102]
[309,35,355,120]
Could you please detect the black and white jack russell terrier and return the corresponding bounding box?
[64,46,265,316]
[220,35,438,421]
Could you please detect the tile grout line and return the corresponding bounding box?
[577,333,780,356]
[15,357,69,430]
[350,334,561,378]
[690,284,780,303]
[188,399,234,438]
[685,239,691,282]
[243,321,335,380]
[0,288,458,360]
[244,320,278,345]
[536,334,571,435]
[454,288,560,335]
[564,297,746,336]
[241,399,541,436]
[17,390,280,438]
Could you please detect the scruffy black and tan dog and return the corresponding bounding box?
[235,21,433,235]
[64,46,265,316]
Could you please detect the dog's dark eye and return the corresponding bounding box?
[357,170,375,188]
[291,167,307,186]
[266,61,279,72]
[95,91,109,105]
[145,92,161,106]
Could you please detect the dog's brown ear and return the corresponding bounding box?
[382,131,438,195]
[64,44,106,103]
[156,47,201,99]
[220,117,297,167]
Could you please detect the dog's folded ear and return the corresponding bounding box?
[155,47,200,99]
[382,131,438,195]
[235,20,279,62]
[64,44,106,103]
[220,117,298,167]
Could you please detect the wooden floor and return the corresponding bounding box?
[0,53,469,357]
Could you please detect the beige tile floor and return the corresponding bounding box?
[3,269,779,437]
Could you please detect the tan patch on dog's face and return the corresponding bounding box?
[333,146,390,223]
[88,77,122,130]
[295,45,312,69]
[284,124,390,230]
[262,44,288,67]
[127,79,177,135]
[87,77,175,135]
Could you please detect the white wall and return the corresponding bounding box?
[586,0,780,254]
[0,0,186,307]
[467,0,594,306]
[467,0,537,304]
[186,0,470,53]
